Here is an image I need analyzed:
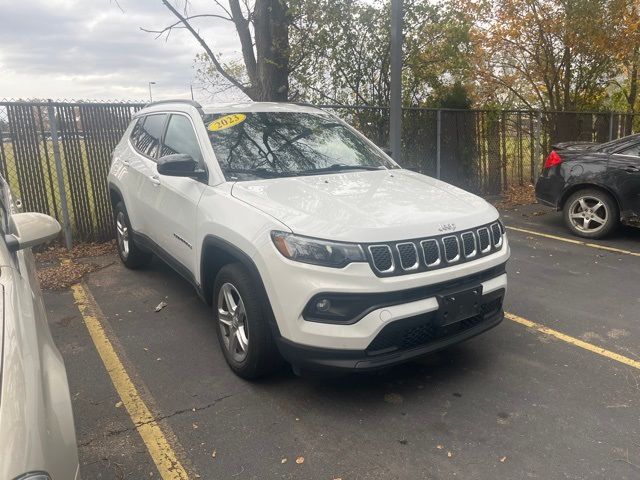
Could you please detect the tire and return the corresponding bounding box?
[563,189,619,239]
[213,263,282,379]
[114,201,153,268]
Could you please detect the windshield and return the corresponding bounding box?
[202,111,397,180]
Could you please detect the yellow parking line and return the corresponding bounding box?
[505,312,640,370]
[506,225,640,257]
[71,283,189,480]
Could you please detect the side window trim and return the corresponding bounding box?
[129,113,168,162]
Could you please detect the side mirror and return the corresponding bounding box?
[157,154,206,179]
[6,212,60,253]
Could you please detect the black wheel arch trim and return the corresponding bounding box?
[108,182,125,208]
[200,235,282,336]
[559,182,622,215]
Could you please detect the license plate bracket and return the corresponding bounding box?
[437,285,483,326]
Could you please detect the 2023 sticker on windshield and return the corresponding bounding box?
[208,114,247,132]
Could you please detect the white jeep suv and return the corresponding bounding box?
[108,100,509,378]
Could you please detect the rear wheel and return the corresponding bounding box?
[563,189,618,239]
[114,201,152,268]
[213,263,282,379]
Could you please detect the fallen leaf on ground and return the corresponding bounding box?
[447,451,452,458]
[211,450,216,459]
[500,456,507,463]
[296,456,304,464]
[155,301,168,312]
[37,260,99,290]
[36,240,117,263]
[281,458,287,464]
[115,401,123,408]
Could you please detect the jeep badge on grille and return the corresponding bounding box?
[438,223,456,232]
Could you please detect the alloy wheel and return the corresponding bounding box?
[568,195,609,234]
[116,211,130,259]
[217,283,249,363]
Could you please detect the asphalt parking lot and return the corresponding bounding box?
[44,203,640,480]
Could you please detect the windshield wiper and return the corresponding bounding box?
[222,168,287,178]
[297,164,386,175]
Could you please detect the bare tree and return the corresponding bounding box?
[142,0,290,101]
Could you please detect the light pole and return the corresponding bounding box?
[190,84,194,100]
[390,0,403,163]
[148,81,156,102]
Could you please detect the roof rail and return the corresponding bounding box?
[143,99,204,115]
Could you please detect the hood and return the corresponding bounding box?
[231,169,499,243]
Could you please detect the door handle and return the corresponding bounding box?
[121,158,129,166]
[623,165,640,173]
[150,175,161,186]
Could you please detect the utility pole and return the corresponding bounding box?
[148,81,156,102]
[390,0,403,163]
[190,84,195,101]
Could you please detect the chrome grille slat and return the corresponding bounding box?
[396,242,419,271]
[420,239,441,267]
[461,231,477,258]
[368,245,394,273]
[442,235,460,263]
[490,222,503,248]
[477,227,491,253]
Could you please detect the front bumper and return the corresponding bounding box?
[276,289,504,372]
[258,235,510,350]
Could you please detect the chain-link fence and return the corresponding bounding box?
[0,100,144,245]
[0,99,638,246]
[319,105,639,194]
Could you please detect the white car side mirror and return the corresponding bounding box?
[6,212,61,253]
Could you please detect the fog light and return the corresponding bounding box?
[315,298,331,312]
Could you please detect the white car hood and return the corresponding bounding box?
[231,169,499,243]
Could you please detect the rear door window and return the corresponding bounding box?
[134,114,167,160]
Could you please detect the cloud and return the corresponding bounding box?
[0,0,241,101]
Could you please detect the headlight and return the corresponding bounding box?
[271,231,366,268]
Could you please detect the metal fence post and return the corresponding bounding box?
[436,109,441,179]
[609,112,614,141]
[47,100,73,250]
[533,110,542,180]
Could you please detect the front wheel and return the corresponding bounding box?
[563,189,618,239]
[213,263,282,379]
[114,201,152,268]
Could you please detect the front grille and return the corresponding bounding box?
[366,293,504,354]
[401,322,439,349]
[363,221,506,277]
[369,245,394,272]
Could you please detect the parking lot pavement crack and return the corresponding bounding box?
[81,393,238,445]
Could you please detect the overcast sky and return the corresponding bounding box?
[0,0,243,102]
